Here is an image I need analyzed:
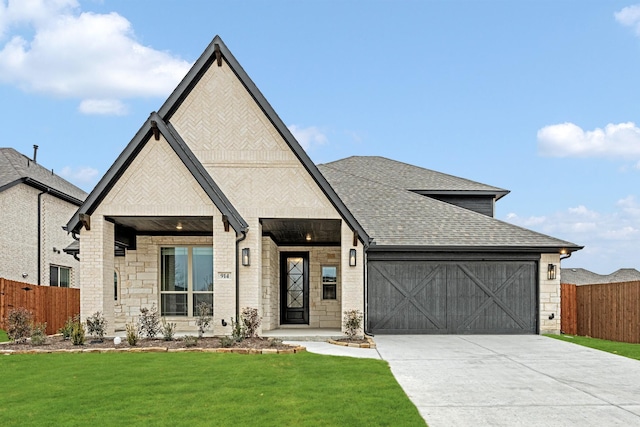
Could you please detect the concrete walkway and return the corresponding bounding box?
[374,335,640,427]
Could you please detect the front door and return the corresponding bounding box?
[280,252,309,324]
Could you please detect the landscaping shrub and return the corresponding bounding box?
[30,322,47,346]
[71,320,85,346]
[86,311,107,341]
[58,316,76,340]
[125,323,138,346]
[161,318,176,341]
[230,317,245,342]
[183,335,198,347]
[195,302,212,338]
[343,309,363,339]
[219,335,235,348]
[6,307,33,343]
[241,307,261,338]
[138,304,161,338]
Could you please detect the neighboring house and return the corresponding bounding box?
[66,36,581,336]
[561,268,640,285]
[0,147,87,287]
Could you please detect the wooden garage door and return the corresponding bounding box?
[367,260,537,334]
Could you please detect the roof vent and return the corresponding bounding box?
[33,145,39,163]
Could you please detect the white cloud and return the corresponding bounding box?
[504,196,640,273]
[59,165,99,187]
[79,99,127,115]
[288,124,328,150]
[537,122,640,158]
[615,4,640,36]
[0,0,191,114]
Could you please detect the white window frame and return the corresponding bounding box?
[321,265,338,300]
[50,265,70,288]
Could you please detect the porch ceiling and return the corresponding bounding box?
[261,218,341,245]
[106,216,213,235]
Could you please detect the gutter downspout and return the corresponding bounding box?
[235,230,248,321]
[37,189,49,285]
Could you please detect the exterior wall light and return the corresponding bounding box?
[349,249,357,267]
[242,248,250,266]
[547,264,556,280]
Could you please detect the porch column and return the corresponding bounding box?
[340,222,364,334]
[79,215,115,335]
[540,253,561,334]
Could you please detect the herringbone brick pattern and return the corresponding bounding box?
[101,136,214,216]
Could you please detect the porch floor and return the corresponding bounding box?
[262,328,343,342]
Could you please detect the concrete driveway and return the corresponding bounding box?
[374,335,640,426]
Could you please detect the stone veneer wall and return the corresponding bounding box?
[0,184,80,286]
[539,253,561,334]
[261,237,279,330]
[114,235,213,332]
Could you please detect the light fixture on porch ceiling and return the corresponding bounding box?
[547,264,556,280]
[242,248,250,266]
[176,222,183,231]
[349,249,357,267]
[305,233,312,242]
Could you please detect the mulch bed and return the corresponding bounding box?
[0,335,300,354]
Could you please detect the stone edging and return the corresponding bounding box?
[0,345,306,356]
[327,336,376,349]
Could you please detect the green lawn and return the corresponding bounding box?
[546,334,640,361]
[0,351,426,426]
[0,329,8,342]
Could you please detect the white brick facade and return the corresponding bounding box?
[76,60,364,335]
[0,183,80,286]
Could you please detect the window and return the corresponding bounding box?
[160,246,213,316]
[322,266,337,300]
[50,266,70,287]
[114,270,119,301]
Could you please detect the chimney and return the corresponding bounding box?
[33,145,39,163]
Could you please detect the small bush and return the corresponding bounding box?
[241,307,261,338]
[7,307,33,343]
[219,335,235,348]
[269,338,283,348]
[71,320,85,346]
[230,317,245,342]
[343,309,363,340]
[30,322,47,346]
[195,302,212,338]
[183,335,198,347]
[161,318,176,341]
[138,304,161,339]
[86,311,107,341]
[58,316,76,340]
[125,323,138,346]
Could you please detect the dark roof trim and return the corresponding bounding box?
[67,113,248,235]
[412,189,510,200]
[366,244,584,253]
[157,35,371,247]
[0,177,84,206]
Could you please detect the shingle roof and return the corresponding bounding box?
[561,268,640,285]
[0,148,87,203]
[322,156,509,198]
[318,160,581,250]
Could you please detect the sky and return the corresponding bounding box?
[1,0,640,274]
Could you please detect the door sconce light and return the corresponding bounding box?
[547,264,556,280]
[349,249,357,267]
[242,248,250,266]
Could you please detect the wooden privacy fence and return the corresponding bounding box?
[561,281,640,343]
[0,278,80,335]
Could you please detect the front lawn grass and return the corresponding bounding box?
[0,351,426,426]
[0,329,8,342]
[546,334,640,361]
